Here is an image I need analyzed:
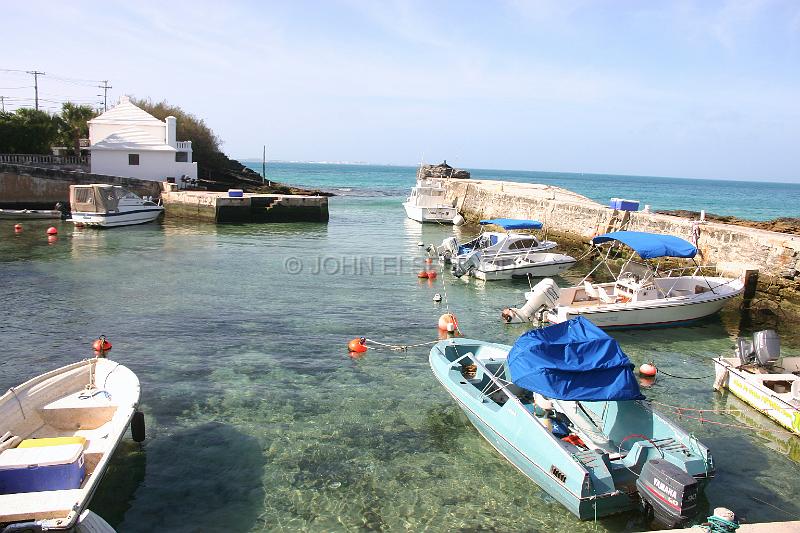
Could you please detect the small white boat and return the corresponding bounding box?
[503,231,744,328]
[0,209,62,220]
[439,218,558,264]
[713,330,800,435]
[68,184,163,228]
[402,169,460,224]
[0,356,142,531]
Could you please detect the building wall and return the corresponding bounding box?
[90,151,197,181]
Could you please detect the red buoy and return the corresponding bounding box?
[639,362,657,377]
[347,337,368,353]
[438,313,458,332]
[13,224,22,233]
[46,226,58,235]
[417,271,429,279]
[426,271,437,279]
[424,258,433,265]
[92,335,112,353]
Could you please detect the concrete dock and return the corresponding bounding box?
[648,520,800,532]
[162,190,329,223]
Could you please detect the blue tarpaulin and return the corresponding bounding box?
[591,231,697,259]
[479,218,543,230]
[508,317,645,401]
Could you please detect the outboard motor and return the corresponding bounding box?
[636,459,699,529]
[452,250,481,278]
[439,237,459,262]
[501,278,559,323]
[753,329,780,366]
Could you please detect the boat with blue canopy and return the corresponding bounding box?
[429,317,714,527]
[502,231,744,328]
[438,219,575,281]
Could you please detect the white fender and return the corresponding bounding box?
[502,278,560,323]
[452,214,465,226]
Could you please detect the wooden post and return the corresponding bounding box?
[742,268,759,308]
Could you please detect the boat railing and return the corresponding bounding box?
[658,265,718,278]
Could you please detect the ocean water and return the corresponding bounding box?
[1,164,799,532]
[244,161,800,221]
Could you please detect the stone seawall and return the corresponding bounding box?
[441,178,800,313]
[0,163,163,209]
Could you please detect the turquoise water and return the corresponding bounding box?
[1,166,799,531]
[245,161,800,221]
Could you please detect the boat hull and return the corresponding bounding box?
[402,202,457,224]
[0,209,62,220]
[69,208,164,228]
[548,289,740,329]
[713,357,800,435]
[474,256,576,281]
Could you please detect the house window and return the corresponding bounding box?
[175,151,188,163]
[128,154,140,166]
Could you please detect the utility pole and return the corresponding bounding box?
[0,96,4,112]
[262,145,266,184]
[26,70,45,111]
[97,80,112,111]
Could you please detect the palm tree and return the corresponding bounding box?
[58,103,97,155]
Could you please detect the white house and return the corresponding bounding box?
[88,96,198,185]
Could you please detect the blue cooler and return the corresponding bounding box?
[609,197,640,211]
[0,443,85,494]
[227,189,244,198]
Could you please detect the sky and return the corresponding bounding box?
[3,0,799,181]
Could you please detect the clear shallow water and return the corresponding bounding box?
[245,161,800,221]
[1,174,799,532]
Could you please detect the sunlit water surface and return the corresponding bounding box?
[1,174,799,532]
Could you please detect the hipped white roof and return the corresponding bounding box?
[90,126,175,152]
[88,96,164,126]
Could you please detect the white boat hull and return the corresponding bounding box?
[474,255,576,281]
[69,208,164,228]
[402,202,458,224]
[713,357,800,435]
[546,277,744,328]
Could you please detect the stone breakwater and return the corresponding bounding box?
[440,178,800,314]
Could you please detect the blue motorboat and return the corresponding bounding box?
[429,317,714,527]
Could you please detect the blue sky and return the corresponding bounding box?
[3,1,799,181]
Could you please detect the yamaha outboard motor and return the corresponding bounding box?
[452,250,481,278]
[439,237,459,262]
[636,459,699,529]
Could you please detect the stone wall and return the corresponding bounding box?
[0,163,163,209]
[442,178,800,313]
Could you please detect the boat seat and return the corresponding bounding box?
[583,281,599,299]
[595,285,617,304]
[37,389,118,431]
[0,489,84,522]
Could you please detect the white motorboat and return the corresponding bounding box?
[0,356,142,531]
[439,218,558,264]
[503,231,744,328]
[713,330,800,435]
[402,172,460,224]
[447,219,575,280]
[68,184,163,228]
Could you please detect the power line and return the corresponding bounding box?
[97,80,112,111]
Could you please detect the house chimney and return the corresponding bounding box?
[165,116,177,147]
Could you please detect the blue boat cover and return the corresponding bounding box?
[591,231,697,259]
[508,317,645,401]
[479,218,543,230]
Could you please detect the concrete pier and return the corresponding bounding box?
[161,190,329,223]
[440,178,800,313]
[648,520,800,532]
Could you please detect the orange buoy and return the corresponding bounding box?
[348,337,368,353]
[426,271,437,279]
[417,271,429,279]
[424,258,433,265]
[47,235,58,244]
[13,224,22,233]
[46,226,58,235]
[438,313,458,332]
[92,335,112,353]
[639,362,657,377]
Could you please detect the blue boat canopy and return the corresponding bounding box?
[591,231,697,259]
[508,317,645,401]
[479,218,543,230]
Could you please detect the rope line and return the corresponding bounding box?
[656,369,714,380]
[364,338,439,352]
